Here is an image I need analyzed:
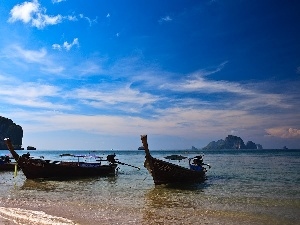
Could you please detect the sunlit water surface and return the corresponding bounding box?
[1,149,299,224]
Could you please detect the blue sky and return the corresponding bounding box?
[0,0,299,150]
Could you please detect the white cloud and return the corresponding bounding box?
[52,44,62,51]
[2,44,65,75]
[42,66,65,74]
[8,0,39,23]
[9,45,47,63]
[31,14,62,28]
[65,15,77,21]
[158,62,245,94]
[266,127,300,139]
[79,14,97,26]
[52,38,79,51]
[0,82,70,110]
[75,60,103,75]
[1,44,299,149]
[72,85,159,110]
[52,0,66,4]
[8,0,63,29]
[159,15,172,23]
[63,38,79,51]
[151,61,293,111]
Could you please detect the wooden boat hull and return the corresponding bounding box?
[145,156,205,185]
[4,138,117,180]
[16,160,117,179]
[0,163,16,171]
[141,135,206,185]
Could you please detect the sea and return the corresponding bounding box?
[0,148,299,225]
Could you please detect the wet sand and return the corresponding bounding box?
[0,216,18,225]
[1,202,297,225]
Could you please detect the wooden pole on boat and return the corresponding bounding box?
[140,134,157,182]
[140,135,150,158]
[4,138,20,162]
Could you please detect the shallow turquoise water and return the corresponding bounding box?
[0,149,299,224]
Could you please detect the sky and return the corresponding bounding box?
[0,0,299,150]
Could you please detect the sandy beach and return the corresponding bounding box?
[0,217,18,225]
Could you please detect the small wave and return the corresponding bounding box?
[0,207,79,225]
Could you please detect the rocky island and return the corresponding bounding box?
[202,135,263,150]
[0,116,23,150]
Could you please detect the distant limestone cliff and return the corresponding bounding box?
[202,135,263,150]
[0,116,23,150]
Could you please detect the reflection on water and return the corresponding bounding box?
[145,185,205,208]
[142,186,209,225]
[20,176,118,191]
[21,179,58,192]
[142,184,299,225]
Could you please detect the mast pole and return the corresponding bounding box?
[4,138,20,161]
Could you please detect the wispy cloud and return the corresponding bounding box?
[159,15,172,23]
[52,38,79,51]
[64,38,79,51]
[1,42,300,147]
[8,45,47,63]
[52,44,62,51]
[52,0,66,4]
[151,62,293,112]
[266,127,300,139]
[0,80,70,110]
[65,15,77,21]
[74,60,103,75]
[79,14,97,26]
[72,85,159,110]
[2,44,65,75]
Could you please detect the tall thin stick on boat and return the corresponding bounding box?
[140,135,210,185]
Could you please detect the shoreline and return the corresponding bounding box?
[1,201,299,225]
[0,205,79,225]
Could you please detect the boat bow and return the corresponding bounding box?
[4,138,20,162]
[140,134,208,185]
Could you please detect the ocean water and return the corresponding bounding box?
[0,149,299,225]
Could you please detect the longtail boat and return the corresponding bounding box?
[140,135,210,185]
[4,138,118,179]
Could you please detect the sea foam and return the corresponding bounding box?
[0,207,78,225]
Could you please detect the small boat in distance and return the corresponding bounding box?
[164,154,187,161]
[140,135,211,185]
[4,138,118,180]
[138,146,145,150]
[59,153,74,157]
